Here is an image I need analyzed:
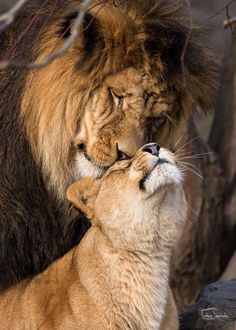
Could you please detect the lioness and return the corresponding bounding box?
[0,143,187,329]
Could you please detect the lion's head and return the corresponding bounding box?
[16,0,217,198]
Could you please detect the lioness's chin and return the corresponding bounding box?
[145,164,182,195]
[75,153,106,180]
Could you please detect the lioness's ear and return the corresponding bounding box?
[67,178,100,222]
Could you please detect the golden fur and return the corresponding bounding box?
[20,0,217,199]
[0,144,187,329]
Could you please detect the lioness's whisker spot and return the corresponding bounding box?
[139,173,148,190]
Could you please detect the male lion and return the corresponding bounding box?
[0,0,216,290]
[0,144,187,330]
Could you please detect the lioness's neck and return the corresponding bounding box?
[75,226,172,329]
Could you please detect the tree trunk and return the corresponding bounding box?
[171,31,236,310]
[209,30,236,273]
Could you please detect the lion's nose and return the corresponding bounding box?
[142,143,160,157]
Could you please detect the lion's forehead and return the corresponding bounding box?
[84,67,175,124]
[105,68,166,96]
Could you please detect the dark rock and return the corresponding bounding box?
[180,280,236,329]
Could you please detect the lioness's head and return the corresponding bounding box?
[67,143,187,250]
[16,0,216,198]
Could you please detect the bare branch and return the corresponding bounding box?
[224,16,236,29]
[0,0,28,33]
[0,0,93,70]
[200,0,235,26]
[226,3,234,34]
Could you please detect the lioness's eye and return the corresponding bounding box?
[109,88,124,109]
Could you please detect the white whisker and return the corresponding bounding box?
[179,163,205,181]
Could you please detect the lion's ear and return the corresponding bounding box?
[66,178,100,222]
[60,11,99,42]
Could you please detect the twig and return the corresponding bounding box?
[181,0,193,87]
[0,0,28,33]
[0,0,93,70]
[226,3,234,34]
[224,16,236,28]
[49,0,107,58]
[200,0,235,25]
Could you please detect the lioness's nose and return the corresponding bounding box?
[142,143,160,156]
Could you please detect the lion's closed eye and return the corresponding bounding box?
[108,88,124,109]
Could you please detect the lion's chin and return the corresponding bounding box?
[74,153,106,180]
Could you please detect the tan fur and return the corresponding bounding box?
[0,144,187,329]
[20,0,216,199]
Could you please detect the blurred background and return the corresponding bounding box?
[192,0,236,139]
